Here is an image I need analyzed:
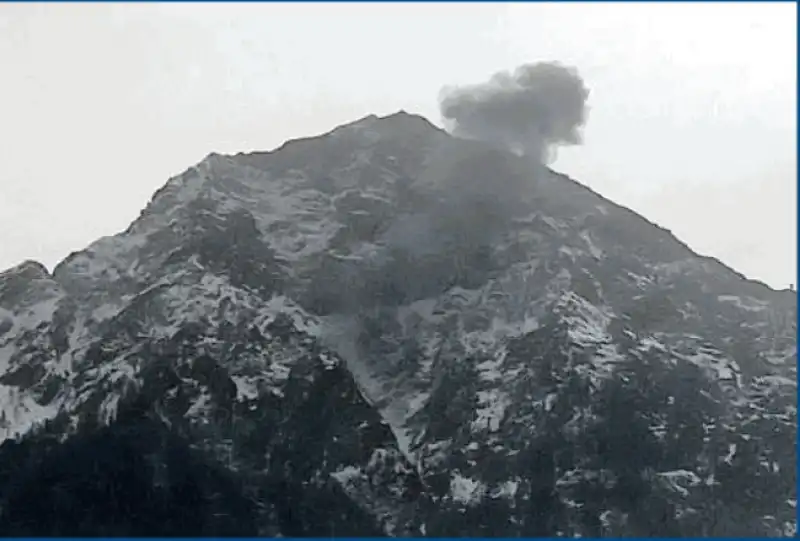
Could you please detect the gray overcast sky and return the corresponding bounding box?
[0,2,796,288]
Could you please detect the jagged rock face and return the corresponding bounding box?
[0,111,795,536]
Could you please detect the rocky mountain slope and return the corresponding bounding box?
[0,112,795,536]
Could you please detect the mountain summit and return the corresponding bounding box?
[0,112,795,536]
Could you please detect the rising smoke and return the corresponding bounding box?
[439,62,589,162]
[307,62,591,318]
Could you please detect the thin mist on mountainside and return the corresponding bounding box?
[0,62,795,537]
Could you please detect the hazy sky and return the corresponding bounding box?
[0,2,796,289]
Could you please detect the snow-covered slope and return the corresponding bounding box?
[0,111,795,536]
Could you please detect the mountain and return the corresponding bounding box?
[0,111,795,536]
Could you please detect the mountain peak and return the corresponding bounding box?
[379,109,441,129]
[0,260,50,281]
[327,110,444,141]
[0,259,58,312]
[0,259,50,278]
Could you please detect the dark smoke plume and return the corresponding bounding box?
[439,62,589,162]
